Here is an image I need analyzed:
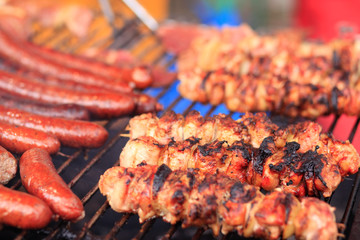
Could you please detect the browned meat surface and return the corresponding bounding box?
[129,110,277,147]
[166,23,360,118]
[120,134,359,197]
[124,111,360,197]
[99,164,338,240]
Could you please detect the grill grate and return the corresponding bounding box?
[0,1,360,239]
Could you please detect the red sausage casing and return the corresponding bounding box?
[0,69,136,118]
[0,105,108,148]
[0,121,60,154]
[0,185,53,229]
[24,42,153,89]
[0,92,90,120]
[0,30,133,93]
[20,148,85,221]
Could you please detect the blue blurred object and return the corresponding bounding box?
[194,0,242,27]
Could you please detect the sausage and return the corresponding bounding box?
[3,69,161,115]
[0,145,17,184]
[0,70,136,118]
[24,41,153,89]
[0,121,60,154]
[0,105,108,148]
[0,185,53,229]
[20,148,85,221]
[130,92,163,114]
[0,92,90,120]
[0,30,133,93]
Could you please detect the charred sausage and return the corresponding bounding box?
[20,148,85,221]
[24,41,153,89]
[0,30,133,93]
[0,105,108,148]
[0,92,90,120]
[0,185,53,229]
[0,70,135,118]
[0,121,60,154]
[0,145,17,184]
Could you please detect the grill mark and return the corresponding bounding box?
[198,141,226,157]
[229,182,257,203]
[254,137,275,173]
[172,190,185,204]
[229,141,252,163]
[152,164,172,198]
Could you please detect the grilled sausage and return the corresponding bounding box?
[0,185,53,229]
[0,92,90,120]
[24,41,153,89]
[0,121,60,154]
[0,30,133,93]
[0,105,108,148]
[0,145,17,184]
[20,148,85,221]
[0,70,135,118]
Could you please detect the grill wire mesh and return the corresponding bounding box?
[0,2,360,239]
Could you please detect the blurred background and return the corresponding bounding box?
[1,0,359,42]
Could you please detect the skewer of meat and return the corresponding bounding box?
[127,110,332,151]
[0,69,135,118]
[0,105,108,149]
[22,41,153,89]
[119,134,359,197]
[0,92,90,120]
[170,23,360,118]
[178,69,360,118]
[0,30,133,93]
[99,164,338,240]
[129,110,277,147]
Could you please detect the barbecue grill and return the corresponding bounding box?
[1,1,360,239]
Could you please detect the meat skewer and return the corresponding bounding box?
[128,110,277,147]
[0,92,90,120]
[119,134,359,197]
[99,164,338,240]
[178,69,360,118]
[166,23,360,118]
[124,110,359,197]
[0,105,108,149]
[0,30,133,93]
